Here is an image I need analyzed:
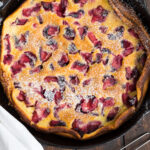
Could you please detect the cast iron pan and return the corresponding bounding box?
[0,0,150,149]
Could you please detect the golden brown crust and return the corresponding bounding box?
[0,0,150,140]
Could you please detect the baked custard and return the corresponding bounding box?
[1,0,150,140]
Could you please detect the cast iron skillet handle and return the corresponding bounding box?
[0,0,23,20]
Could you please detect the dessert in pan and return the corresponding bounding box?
[0,0,150,140]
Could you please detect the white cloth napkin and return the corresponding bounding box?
[0,106,44,150]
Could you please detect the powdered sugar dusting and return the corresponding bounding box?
[1,0,147,130]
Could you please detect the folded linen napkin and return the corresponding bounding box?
[0,106,44,150]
